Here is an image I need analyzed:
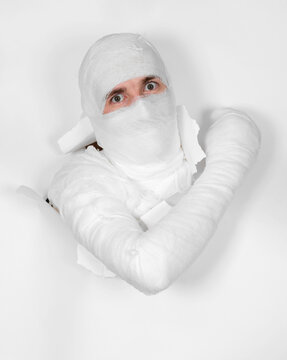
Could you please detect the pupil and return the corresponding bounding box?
[147,83,154,90]
[114,95,121,102]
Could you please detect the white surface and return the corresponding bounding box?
[1,1,286,359]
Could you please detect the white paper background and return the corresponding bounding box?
[1,1,286,359]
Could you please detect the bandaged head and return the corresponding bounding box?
[78,33,183,177]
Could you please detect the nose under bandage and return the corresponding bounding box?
[94,89,180,167]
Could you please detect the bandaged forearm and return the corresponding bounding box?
[52,111,261,295]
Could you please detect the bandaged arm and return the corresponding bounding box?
[49,110,261,296]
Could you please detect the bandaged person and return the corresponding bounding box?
[46,33,261,295]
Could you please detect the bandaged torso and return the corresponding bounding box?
[47,100,206,279]
[47,142,196,278]
[84,143,193,217]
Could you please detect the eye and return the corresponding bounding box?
[144,81,158,91]
[110,93,124,103]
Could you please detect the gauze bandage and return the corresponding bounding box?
[79,33,171,119]
[79,33,187,185]
[92,89,180,167]
[45,33,261,295]
[54,101,206,279]
[73,32,201,277]
[90,88,194,197]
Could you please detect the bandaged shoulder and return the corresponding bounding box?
[47,147,130,217]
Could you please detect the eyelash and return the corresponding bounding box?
[109,81,159,104]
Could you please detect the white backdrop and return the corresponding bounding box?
[1,0,286,359]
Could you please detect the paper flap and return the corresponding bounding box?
[176,105,206,173]
[57,117,96,154]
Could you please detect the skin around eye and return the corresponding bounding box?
[110,81,159,104]
[109,81,159,104]
[143,81,159,92]
[110,93,124,104]
[103,76,167,114]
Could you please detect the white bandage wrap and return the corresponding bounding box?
[47,110,261,295]
[55,103,206,279]
[78,33,172,119]
[46,33,261,294]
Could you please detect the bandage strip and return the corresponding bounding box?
[48,111,261,295]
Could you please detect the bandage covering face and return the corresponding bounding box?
[79,33,185,182]
[93,89,180,167]
[79,33,171,118]
[46,33,261,294]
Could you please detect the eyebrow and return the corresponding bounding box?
[104,75,159,100]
